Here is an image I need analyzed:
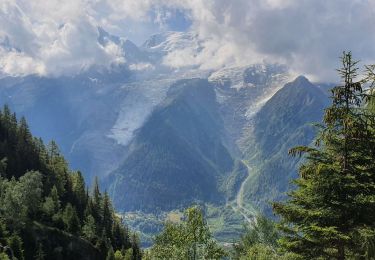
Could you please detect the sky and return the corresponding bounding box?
[0,0,375,80]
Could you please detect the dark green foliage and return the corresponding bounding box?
[274,52,375,259]
[7,234,24,260]
[91,177,102,225]
[103,192,113,238]
[130,233,142,260]
[62,203,80,234]
[232,215,299,260]
[0,105,42,180]
[71,171,87,220]
[0,106,140,259]
[1,171,43,227]
[236,215,279,254]
[41,185,60,223]
[111,218,131,251]
[106,246,115,260]
[82,215,97,242]
[34,243,45,260]
[150,206,226,259]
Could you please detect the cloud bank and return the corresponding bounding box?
[1,0,375,80]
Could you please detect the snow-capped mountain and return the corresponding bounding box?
[1,28,330,245]
[0,28,291,202]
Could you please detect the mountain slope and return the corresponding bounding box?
[106,79,235,212]
[0,105,140,259]
[243,76,330,216]
[0,75,129,183]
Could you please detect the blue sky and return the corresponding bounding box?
[0,0,375,80]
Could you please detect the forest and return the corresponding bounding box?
[0,106,141,258]
[0,51,375,260]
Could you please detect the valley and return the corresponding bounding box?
[0,28,330,246]
[0,1,373,258]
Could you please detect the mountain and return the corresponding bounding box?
[243,76,330,216]
[105,79,235,212]
[209,64,289,151]
[0,75,130,184]
[0,27,334,243]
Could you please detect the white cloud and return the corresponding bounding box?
[0,0,125,77]
[123,0,375,81]
[0,49,45,76]
[0,0,375,80]
[151,0,375,81]
[129,62,154,71]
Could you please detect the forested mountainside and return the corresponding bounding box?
[0,75,130,184]
[243,76,330,216]
[0,105,141,259]
[105,79,236,212]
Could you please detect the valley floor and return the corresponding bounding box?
[122,160,257,247]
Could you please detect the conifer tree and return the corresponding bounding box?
[93,177,101,204]
[72,171,87,219]
[112,219,130,250]
[92,177,102,225]
[274,52,375,259]
[102,191,113,239]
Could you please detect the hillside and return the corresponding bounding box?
[243,76,330,216]
[0,105,140,259]
[106,79,236,212]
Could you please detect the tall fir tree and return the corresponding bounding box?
[274,52,375,259]
[72,171,87,219]
[102,191,113,239]
[92,176,102,226]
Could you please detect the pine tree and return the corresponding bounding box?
[102,192,113,239]
[72,171,87,220]
[46,140,68,197]
[92,177,102,225]
[274,52,375,259]
[112,219,130,251]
